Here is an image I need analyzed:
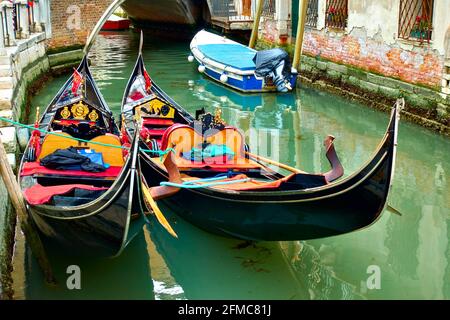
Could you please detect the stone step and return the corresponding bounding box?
[0,126,17,153]
[0,89,13,110]
[0,109,13,126]
[0,65,11,77]
[443,74,450,81]
[445,59,450,67]
[0,56,11,65]
[0,76,14,89]
[442,87,450,95]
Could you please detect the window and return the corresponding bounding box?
[325,0,348,30]
[306,0,319,28]
[398,0,434,43]
[262,0,276,18]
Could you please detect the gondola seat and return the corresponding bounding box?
[158,124,261,170]
[38,131,125,167]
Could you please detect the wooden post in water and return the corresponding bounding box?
[249,0,264,49]
[292,0,309,70]
[0,137,55,284]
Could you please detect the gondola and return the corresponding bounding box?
[18,56,145,258]
[122,35,400,241]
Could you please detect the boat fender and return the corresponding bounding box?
[198,65,206,73]
[17,127,30,152]
[220,74,228,83]
[188,55,194,63]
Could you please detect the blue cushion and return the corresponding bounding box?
[198,44,256,71]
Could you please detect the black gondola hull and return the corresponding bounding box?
[138,107,397,241]
[140,144,393,241]
[26,164,144,258]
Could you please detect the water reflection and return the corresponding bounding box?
[145,203,308,300]
[22,232,154,300]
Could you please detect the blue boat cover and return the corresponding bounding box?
[198,44,256,71]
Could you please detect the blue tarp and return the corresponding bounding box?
[198,44,256,71]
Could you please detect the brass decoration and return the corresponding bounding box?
[213,107,226,127]
[88,110,99,122]
[71,102,90,120]
[60,106,71,119]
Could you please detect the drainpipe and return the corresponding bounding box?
[292,0,308,71]
[249,0,264,49]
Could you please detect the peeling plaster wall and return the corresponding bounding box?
[348,0,449,56]
[299,0,450,88]
[258,0,449,88]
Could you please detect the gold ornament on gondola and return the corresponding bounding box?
[71,102,89,120]
[213,107,226,127]
[60,106,71,119]
[88,110,99,122]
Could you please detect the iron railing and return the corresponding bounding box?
[398,0,433,43]
[262,0,276,18]
[325,0,348,30]
[306,0,319,28]
[208,0,253,20]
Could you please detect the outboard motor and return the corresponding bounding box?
[271,60,291,92]
[254,48,293,92]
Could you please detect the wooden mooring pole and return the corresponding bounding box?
[0,137,55,284]
[292,0,309,70]
[249,0,264,49]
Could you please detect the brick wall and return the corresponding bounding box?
[301,29,444,89]
[47,0,114,50]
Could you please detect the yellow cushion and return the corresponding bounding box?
[88,134,124,167]
[38,132,124,167]
[38,131,79,160]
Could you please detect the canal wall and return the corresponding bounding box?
[257,0,450,136]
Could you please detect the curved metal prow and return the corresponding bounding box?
[84,0,127,54]
[139,30,144,56]
[323,135,344,183]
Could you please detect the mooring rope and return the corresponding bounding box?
[160,178,251,189]
[0,116,173,157]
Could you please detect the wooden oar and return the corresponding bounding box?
[141,180,178,238]
[141,151,182,238]
[246,151,306,174]
[387,205,403,217]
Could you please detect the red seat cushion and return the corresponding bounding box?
[21,162,122,178]
[143,118,174,126]
[24,184,109,205]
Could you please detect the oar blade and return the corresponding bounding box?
[142,183,178,238]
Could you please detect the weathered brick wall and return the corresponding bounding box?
[301,29,444,89]
[47,0,114,51]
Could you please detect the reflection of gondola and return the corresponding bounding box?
[145,205,307,299]
[23,232,155,299]
[18,57,144,258]
[280,241,365,300]
[123,34,401,242]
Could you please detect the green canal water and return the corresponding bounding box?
[14,31,450,299]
